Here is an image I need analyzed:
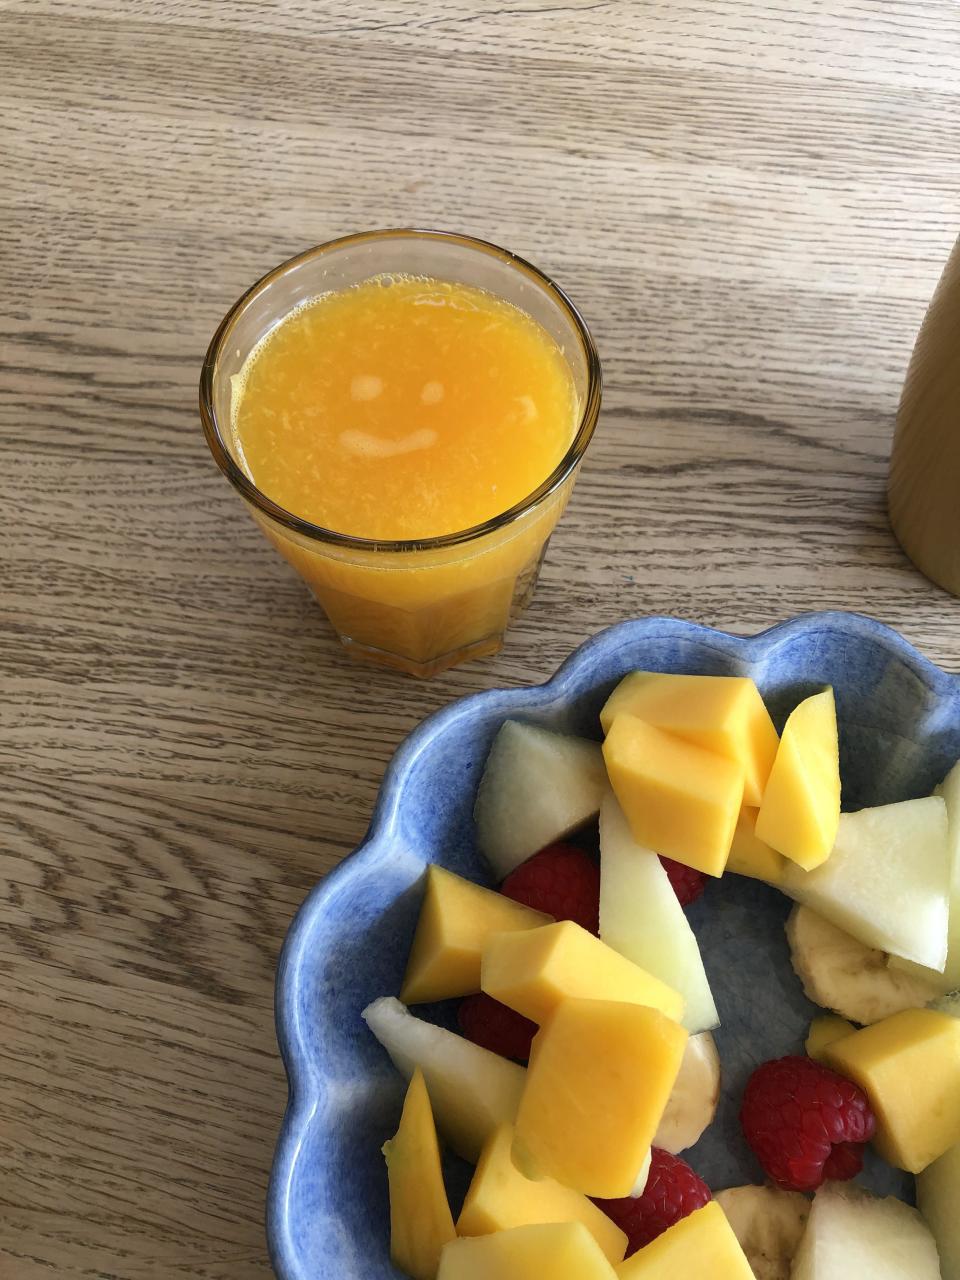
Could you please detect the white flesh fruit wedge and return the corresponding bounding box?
[890,757,960,992]
[653,1031,720,1154]
[781,797,950,971]
[714,1184,809,1280]
[791,1183,941,1280]
[917,1142,960,1280]
[474,721,608,879]
[599,794,719,1033]
[362,997,525,1163]
[786,904,943,1025]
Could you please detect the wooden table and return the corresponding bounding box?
[4,2,960,1276]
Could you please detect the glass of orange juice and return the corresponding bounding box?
[199,229,601,677]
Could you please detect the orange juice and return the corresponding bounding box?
[232,276,578,541]
[201,232,599,677]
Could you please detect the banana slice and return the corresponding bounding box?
[653,1031,720,1154]
[715,1184,810,1280]
[786,904,943,1025]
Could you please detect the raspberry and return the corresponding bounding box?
[659,856,707,906]
[457,993,536,1061]
[594,1147,711,1255]
[740,1055,875,1192]
[501,844,600,933]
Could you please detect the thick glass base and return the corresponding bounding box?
[338,631,505,678]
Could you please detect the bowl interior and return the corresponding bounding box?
[268,614,960,1280]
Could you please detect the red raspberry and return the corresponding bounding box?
[457,993,536,1061]
[659,856,707,907]
[740,1055,875,1192]
[500,843,600,933]
[594,1147,711,1255]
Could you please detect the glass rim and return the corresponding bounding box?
[198,228,602,554]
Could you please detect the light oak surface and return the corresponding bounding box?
[3,2,960,1276]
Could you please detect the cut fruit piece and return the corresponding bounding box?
[474,721,608,879]
[514,996,687,1199]
[603,715,743,876]
[654,1031,721,1154]
[714,1185,809,1280]
[889,757,960,993]
[727,807,787,884]
[786,904,943,1025]
[791,1183,941,1280]
[438,1222,618,1280]
[400,866,552,1005]
[805,1015,855,1064]
[917,1141,960,1280]
[822,1006,960,1173]
[382,1068,456,1280]
[599,672,778,807]
[481,921,684,1026]
[781,797,950,971]
[599,794,719,1033]
[755,689,840,871]
[362,997,525,1163]
[457,1124,627,1265]
[616,1201,754,1279]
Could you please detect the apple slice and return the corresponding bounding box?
[780,797,950,971]
[474,721,607,879]
[791,1184,940,1280]
[599,794,719,1033]
[362,996,525,1163]
[917,1141,960,1280]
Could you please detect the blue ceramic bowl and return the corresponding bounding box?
[267,612,960,1280]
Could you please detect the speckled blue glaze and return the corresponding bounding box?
[267,612,960,1280]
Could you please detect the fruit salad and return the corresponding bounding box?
[363,672,960,1279]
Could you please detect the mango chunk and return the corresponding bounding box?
[481,921,684,1026]
[755,689,840,870]
[457,1124,627,1265]
[727,806,787,884]
[616,1202,754,1279]
[823,1007,960,1172]
[514,996,688,1198]
[600,672,778,807]
[806,1014,855,1064]
[401,866,551,1005]
[603,715,743,876]
[383,1068,456,1280]
[438,1221,618,1280]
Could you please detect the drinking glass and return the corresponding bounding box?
[200,230,601,676]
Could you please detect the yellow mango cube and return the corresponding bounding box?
[457,1124,627,1265]
[755,689,840,871]
[481,921,684,1026]
[603,715,744,876]
[823,1007,960,1173]
[600,672,778,807]
[383,1068,456,1280]
[806,1014,855,1064]
[616,1202,755,1279]
[514,996,688,1198]
[726,806,787,884]
[439,1221,618,1280]
[401,866,551,1005]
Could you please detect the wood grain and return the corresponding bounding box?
[2,2,960,1275]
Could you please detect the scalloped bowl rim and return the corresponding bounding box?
[266,610,960,1277]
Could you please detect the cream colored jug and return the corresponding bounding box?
[889,235,960,595]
